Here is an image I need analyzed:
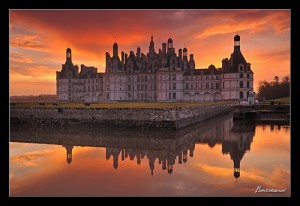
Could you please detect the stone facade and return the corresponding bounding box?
[10,104,233,129]
[56,35,253,102]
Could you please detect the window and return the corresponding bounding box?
[186,83,189,90]
[240,81,243,88]
[172,66,175,70]
[216,83,220,89]
[141,76,144,82]
[172,59,175,64]
[223,82,224,88]
[169,83,171,89]
[173,83,176,90]
[173,74,176,80]
[191,83,194,90]
[216,76,219,80]
[211,83,214,89]
[206,76,209,80]
[239,65,243,71]
[201,83,203,90]
[141,85,144,91]
[137,76,140,82]
[240,92,243,99]
[169,93,172,100]
[247,91,249,98]
[247,73,250,78]
[169,74,171,81]
[137,85,140,91]
[247,81,249,88]
[196,76,199,81]
[145,85,148,91]
[240,73,243,78]
[196,83,199,90]
[173,93,176,100]
[145,76,147,82]
[128,85,131,91]
[206,83,209,90]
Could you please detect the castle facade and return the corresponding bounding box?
[56,35,253,102]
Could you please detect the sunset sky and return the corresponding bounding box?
[9,10,290,96]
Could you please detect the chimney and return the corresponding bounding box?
[121,51,125,64]
[136,47,141,58]
[125,53,128,64]
[178,49,182,61]
[162,43,166,54]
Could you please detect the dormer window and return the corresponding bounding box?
[239,65,244,71]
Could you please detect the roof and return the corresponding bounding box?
[183,67,221,76]
[222,49,253,73]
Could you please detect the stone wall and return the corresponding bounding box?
[10,104,233,129]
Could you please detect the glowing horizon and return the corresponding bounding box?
[9,10,290,96]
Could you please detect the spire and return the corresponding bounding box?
[149,35,155,53]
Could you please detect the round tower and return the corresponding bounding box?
[66,48,72,61]
[234,34,240,51]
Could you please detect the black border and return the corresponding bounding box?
[3,0,299,204]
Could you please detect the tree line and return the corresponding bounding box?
[257,76,290,100]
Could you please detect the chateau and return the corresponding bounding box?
[56,34,253,102]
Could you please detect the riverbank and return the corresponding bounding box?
[10,102,234,129]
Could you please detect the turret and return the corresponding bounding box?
[66,48,72,61]
[167,38,173,53]
[234,34,240,52]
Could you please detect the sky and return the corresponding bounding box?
[9,10,290,96]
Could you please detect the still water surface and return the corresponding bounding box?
[10,114,290,196]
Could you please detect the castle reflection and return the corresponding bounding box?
[11,113,257,179]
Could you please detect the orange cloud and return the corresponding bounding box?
[9,10,290,95]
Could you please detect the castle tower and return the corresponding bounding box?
[66,48,72,61]
[234,34,240,52]
[167,38,173,53]
[64,145,74,164]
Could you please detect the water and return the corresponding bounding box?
[9,113,290,196]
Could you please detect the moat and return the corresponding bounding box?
[9,113,290,196]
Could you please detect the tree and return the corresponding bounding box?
[257,75,290,100]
